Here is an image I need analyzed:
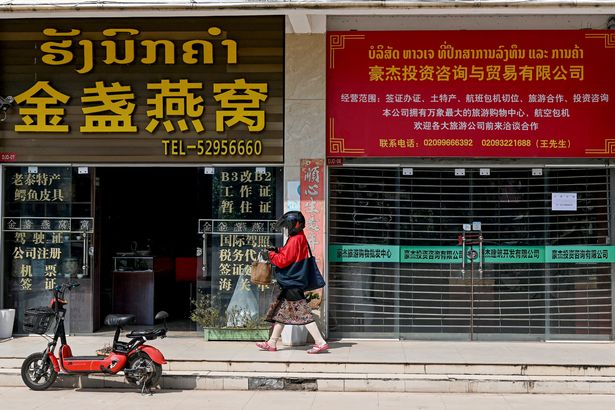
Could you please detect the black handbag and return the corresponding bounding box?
[304,242,326,291]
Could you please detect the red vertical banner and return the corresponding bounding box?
[300,159,325,280]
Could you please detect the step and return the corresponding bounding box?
[3,356,615,377]
[2,368,615,394]
[164,361,615,377]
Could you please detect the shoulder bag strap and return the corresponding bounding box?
[306,239,314,258]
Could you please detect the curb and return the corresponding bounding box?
[3,369,615,394]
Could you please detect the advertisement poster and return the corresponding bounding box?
[327,31,615,158]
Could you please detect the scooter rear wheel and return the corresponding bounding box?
[21,352,57,391]
[125,352,162,390]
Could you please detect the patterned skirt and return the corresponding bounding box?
[270,299,314,325]
[265,286,314,325]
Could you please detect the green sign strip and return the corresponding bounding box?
[402,246,545,263]
[401,246,464,263]
[482,246,544,263]
[328,244,399,263]
[329,244,615,264]
[545,246,615,263]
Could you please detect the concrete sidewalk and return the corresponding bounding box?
[2,388,615,410]
[3,335,615,393]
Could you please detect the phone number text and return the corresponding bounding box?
[162,139,262,156]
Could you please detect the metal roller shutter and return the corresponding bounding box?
[328,167,612,340]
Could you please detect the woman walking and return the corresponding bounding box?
[256,211,329,354]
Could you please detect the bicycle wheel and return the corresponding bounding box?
[21,352,57,391]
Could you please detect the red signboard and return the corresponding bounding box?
[327,31,615,158]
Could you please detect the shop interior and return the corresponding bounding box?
[96,167,211,331]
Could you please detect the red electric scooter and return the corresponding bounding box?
[21,282,168,394]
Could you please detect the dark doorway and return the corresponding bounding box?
[96,167,210,330]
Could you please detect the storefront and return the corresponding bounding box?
[0,16,285,333]
[326,27,615,340]
[3,2,615,343]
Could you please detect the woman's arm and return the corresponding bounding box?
[269,235,302,268]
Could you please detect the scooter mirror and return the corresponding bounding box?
[155,311,169,321]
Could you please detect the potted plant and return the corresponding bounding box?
[306,292,321,310]
[190,294,270,341]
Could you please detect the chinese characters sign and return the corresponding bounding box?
[329,244,615,264]
[201,167,282,322]
[329,244,399,263]
[0,17,283,163]
[3,167,93,294]
[327,31,615,158]
[5,217,93,291]
[401,246,544,263]
[300,159,325,277]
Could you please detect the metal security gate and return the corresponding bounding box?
[328,167,613,340]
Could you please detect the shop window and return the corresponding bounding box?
[2,166,92,333]
[197,167,283,329]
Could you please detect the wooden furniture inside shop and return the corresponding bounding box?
[111,256,173,325]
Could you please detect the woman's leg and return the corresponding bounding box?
[305,321,326,346]
[268,322,284,347]
[256,322,284,351]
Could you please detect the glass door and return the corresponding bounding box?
[196,167,284,330]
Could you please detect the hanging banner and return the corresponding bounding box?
[300,159,325,275]
[327,30,615,158]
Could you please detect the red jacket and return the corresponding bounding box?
[268,231,310,290]
[268,231,309,268]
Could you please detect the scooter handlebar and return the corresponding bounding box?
[53,282,80,296]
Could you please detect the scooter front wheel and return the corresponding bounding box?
[21,352,57,391]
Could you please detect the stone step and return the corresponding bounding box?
[3,357,615,377]
[2,368,615,394]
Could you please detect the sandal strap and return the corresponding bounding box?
[307,343,329,353]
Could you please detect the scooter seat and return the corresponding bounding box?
[104,314,136,327]
[126,328,166,340]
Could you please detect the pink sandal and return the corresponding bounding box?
[256,341,277,352]
[307,343,329,354]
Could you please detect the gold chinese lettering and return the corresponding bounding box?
[81,81,137,132]
[14,82,70,132]
[213,79,268,132]
[146,79,205,133]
